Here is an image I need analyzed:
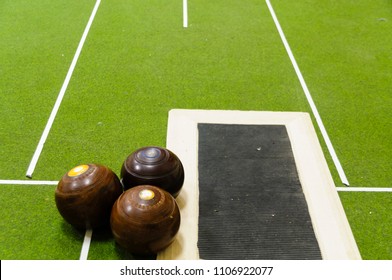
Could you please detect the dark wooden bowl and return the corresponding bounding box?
[121,146,184,197]
[110,185,181,255]
[55,164,123,230]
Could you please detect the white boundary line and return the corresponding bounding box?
[26,0,102,178]
[265,0,350,186]
[2,179,391,192]
[337,187,392,192]
[79,229,93,260]
[183,0,188,28]
[0,179,58,185]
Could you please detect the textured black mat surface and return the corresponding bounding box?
[197,124,322,259]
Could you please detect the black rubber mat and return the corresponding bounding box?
[197,124,322,260]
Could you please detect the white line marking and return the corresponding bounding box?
[183,0,188,28]
[79,229,93,260]
[0,179,58,185]
[26,0,102,178]
[2,179,390,192]
[337,187,392,192]
[265,0,350,186]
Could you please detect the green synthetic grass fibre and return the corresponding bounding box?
[32,0,310,181]
[339,192,392,260]
[0,185,84,259]
[272,0,392,187]
[0,0,97,179]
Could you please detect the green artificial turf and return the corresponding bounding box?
[86,229,156,260]
[0,185,83,259]
[0,0,97,179]
[339,192,392,260]
[272,0,392,187]
[32,0,311,181]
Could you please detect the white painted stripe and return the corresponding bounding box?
[26,0,102,178]
[337,187,392,192]
[265,0,350,186]
[0,179,58,185]
[79,229,93,260]
[2,179,390,192]
[183,0,188,28]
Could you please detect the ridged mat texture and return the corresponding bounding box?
[197,124,322,259]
